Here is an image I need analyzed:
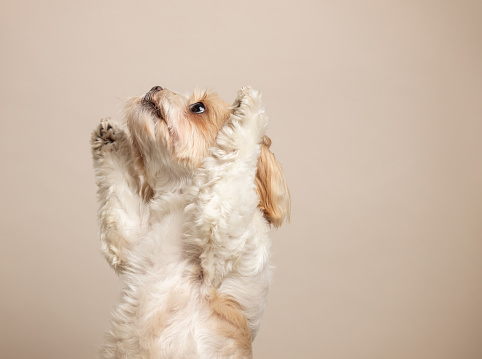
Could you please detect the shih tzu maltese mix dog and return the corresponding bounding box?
[91,85,290,358]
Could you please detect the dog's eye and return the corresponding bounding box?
[190,102,205,114]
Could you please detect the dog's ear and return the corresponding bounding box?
[130,134,154,202]
[255,136,291,227]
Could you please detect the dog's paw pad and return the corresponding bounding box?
[91,118,123,152]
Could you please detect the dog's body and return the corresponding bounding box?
[91,87,289,358]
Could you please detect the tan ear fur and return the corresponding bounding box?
[130,135,154,202]
[255,136,291,227]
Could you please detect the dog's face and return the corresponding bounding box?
[126,86,231,172]
[125,86,290,227]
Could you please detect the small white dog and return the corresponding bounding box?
[91,86,290,358]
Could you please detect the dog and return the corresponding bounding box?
[91,86,290,358]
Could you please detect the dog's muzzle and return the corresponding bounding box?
[144,85,164,102]
[142,86,164,119]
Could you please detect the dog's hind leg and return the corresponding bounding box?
[91,118,148,272]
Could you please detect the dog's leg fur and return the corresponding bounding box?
[91,118,148,272]
[184,88,272,343]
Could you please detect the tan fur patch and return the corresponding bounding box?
[208,290,253,358]
[255,136,291,227]
[130,135,146,178]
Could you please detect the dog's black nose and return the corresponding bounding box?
[150,86,163,93]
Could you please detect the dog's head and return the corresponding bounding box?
[125,86,290,227]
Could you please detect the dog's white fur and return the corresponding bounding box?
[91,87,289,358]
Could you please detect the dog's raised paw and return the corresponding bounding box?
[91,118,123,153]
[227,86,268,144]
[232,86,258,111]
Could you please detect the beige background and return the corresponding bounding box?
[1,0,481,358]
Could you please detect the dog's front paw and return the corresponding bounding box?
[91,118,126,155]
[232,86,261,114]
[228,86,268,144]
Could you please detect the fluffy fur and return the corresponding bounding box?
[91,86,290,358]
